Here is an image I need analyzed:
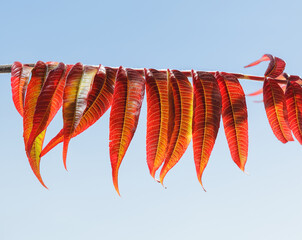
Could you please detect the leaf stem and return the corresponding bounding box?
[0,63,299,85]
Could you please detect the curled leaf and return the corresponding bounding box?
[216,73,248,171]
[159,70,193,184]
[263,78,293,143]
[192,71,221,189]
[11,62,33,116]
[244,54,286,78]
[145,69,169,178]
[109,67,145,195]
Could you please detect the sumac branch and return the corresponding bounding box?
[2,54,302,195]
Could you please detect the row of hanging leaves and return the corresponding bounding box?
[10,54,302,195]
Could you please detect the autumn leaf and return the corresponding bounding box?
[145,68,169,178]
[26,62,67,153]
[62,63,98,169]
[109,67,145,195]
[192,71,221,189]
[41,66,115,157]
[245,54,286,78]
[216,73,248,171]
[23,61,48,187]
[263,78,293,143]
[159,70,193,184]
[285,81,302,144]
[11,62,33,116]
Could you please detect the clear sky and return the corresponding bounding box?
[0,0,302,239]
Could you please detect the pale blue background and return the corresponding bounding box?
[0,0,302,239]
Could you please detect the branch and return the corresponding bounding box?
[0,63,295,85]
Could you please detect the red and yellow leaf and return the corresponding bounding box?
[23,61,47,187]
[285,81,302,144]
[145,68,169,178]
[41,66,116,157]
[26,62,67,153]
[62,63,98,169]
[216,73,248,171]
[109,67,145,195]
[244,54,286,78]
[263,78,293,143]
[159,70,193,184]
[11,62,33,116]
[192,71,221,189]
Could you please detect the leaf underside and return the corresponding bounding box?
[109,67,146,195]
[159,70,193,184]
[23,61,48,188]
[192,71,221,189]
[285,81,302,144]
[11,62,33,116]
[62,63,98,169]
[145,68,169,178]
[263,78,293,143]
[216,73,248,171]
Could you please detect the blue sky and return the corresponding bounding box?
[0,0,302,239]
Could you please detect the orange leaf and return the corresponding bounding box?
[145,69,169,178]
[216,73,248,171]
[62,63,98,169]
[285,81,302,144]
[159,70,193,184]
[23,61,48,187]
[26,63,68,154]
[11,62,33,116]
[109,67,145,195]
[244,54,286,78]
[263,78,293,143]
[41,66,116,157]
[192,71,221,189]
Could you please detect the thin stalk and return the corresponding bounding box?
[0,63,299,85]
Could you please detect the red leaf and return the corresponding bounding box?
[145,69,169,178]
[26,63,67,153]
[244,54,286,78]
[216,73,248,171]
[11,62,33,116]
[62,63,98,169]
[285,81,302,144]
[192,71,221,189]
[159,70,193,184]
[23,61,48,187]
[41,66,116,157]
[109,67,145,195]
[263,78,293,143]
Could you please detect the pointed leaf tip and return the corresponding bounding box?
[192,70,221,187]
[159,69,193,184]
[145,68,169,178]
[109,67,145,194]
